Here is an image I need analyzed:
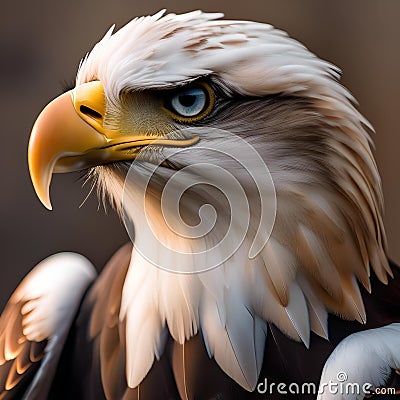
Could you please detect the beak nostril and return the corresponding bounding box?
[80,105,102,120]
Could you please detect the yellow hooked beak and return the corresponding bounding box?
[28,81,198,210]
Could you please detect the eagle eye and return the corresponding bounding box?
[163,82,214,122]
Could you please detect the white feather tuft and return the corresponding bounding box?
[318,324,400,400]
[14,253,96,343]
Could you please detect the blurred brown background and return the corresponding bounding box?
[0,0,399,309]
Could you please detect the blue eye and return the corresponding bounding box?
[164,83,214,121]
[168,86,209,118]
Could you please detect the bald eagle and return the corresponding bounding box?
[1,10,399,400]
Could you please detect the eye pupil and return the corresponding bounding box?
[179,94,196,107]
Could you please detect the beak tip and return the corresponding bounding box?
[39,191,53,211]
[44,202,53,211]
[29,164,54,211]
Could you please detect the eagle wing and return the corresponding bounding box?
[0,253,96,399]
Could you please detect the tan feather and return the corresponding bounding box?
[296,225,343,300]
[260,237,297,306]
